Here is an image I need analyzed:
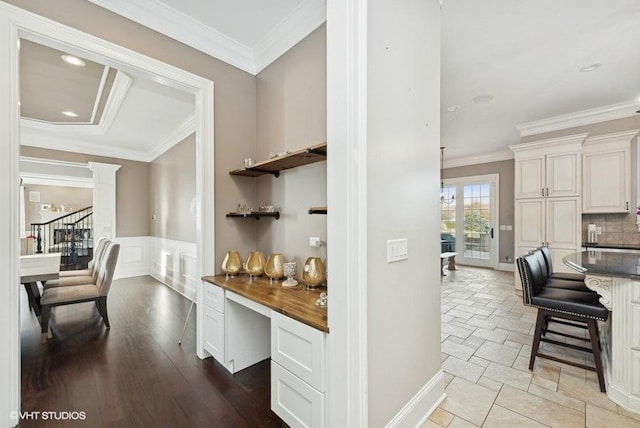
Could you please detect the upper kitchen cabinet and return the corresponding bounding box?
[582,130,638,214]
[511,133,587,199]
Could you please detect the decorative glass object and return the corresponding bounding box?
[302,257,325,287]
[264,253,285,283]
[245,251,266,279]
[221,250,242,278]
[282,262,298,287]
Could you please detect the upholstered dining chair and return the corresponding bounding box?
[44,237,110,289]
[57,236,109,278]
[39,242,120,343]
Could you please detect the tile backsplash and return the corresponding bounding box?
[582,213,640,245]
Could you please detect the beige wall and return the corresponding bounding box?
[23,184,92,227]
[20,146,150,237]
[443,159,515,264]
[254,25,327,274]
[150,133,196,242]
[8,0,258,263]
[367,0,442,424]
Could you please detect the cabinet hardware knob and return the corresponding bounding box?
[626,201,629,210]
[541,188,544,197]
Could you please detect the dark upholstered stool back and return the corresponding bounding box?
[516,252,609,392]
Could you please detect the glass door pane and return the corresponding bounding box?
[440,185,456,253]
[440,175,497,268]
[463,183,491,262]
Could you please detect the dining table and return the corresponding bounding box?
[20,253,61,316]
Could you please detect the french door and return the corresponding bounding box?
[440,174,499,268]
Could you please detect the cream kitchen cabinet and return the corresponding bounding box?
[514,142,582,199]
[511,133,586,293]
[582,130,637,214]
[515,197,581,262]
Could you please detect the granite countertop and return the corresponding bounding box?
[583,243,640,251]
[564,250,640,279]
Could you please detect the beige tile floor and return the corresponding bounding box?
[425,265,640,428]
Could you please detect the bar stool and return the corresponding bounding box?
[517,252,609,392]
[530,248,591,292]
[539,246,586,282]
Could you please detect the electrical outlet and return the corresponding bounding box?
[309,237,321,247]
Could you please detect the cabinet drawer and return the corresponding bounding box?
[271,311,326,392]
[204,305,224,362]
[271,361,324,428]
[203,282,224,312]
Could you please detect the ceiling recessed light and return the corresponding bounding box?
[472,94,494,104]
[61,54,86,67]
[61,111,79,118]
[579,63,601,73]
[447,105,460,112]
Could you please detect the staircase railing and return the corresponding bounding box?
[30,206,94,270]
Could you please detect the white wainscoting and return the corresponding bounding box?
[114,236,150,279]
[148,237,198,300]
[113,236,197,300]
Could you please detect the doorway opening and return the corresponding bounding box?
[441,174,499,268]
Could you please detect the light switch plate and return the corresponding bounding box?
[387,238,408,263]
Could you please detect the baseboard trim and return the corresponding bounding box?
[385,370,446,428]
[498,263,515,272]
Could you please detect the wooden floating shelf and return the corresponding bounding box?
[226,212,280,220]
[229,142,327,178]
[308,206,327,215]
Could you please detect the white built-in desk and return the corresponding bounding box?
[201,274,328,427]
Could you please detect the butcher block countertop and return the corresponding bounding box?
[202,274,329,333]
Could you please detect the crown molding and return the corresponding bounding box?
[509,133,589,154]
[443,149,513,169]
[87,0,255,74]
[20,173,93,188]
[20,71,131,136]
[516,100,640,137]
[21,118,104,135]
[20,131,150,162]
[88,0,327,75]
[98,70,132,133]
[253,0,326,73]
[20,156,89,170]
[147,114,196,161]
[91,66,110,123]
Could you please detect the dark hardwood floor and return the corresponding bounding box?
[20,275,286,428]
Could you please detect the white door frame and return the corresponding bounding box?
[442,173,500,269]
[0,4,214,425]
[327,0,369,425]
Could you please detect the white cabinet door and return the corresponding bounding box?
[271,311,326,392]
[583,149,630,213]
[271,361,325,428]
[546,197,580,249]
[546,152,580,197]
[515,199,545,248]
[204,305,225,362]
[515,156,545,199]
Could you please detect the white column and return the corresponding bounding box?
[88,162,121,240]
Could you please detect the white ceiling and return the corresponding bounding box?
[25,0,640,164]
[20,40,196,162]
[441,0,640,161]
